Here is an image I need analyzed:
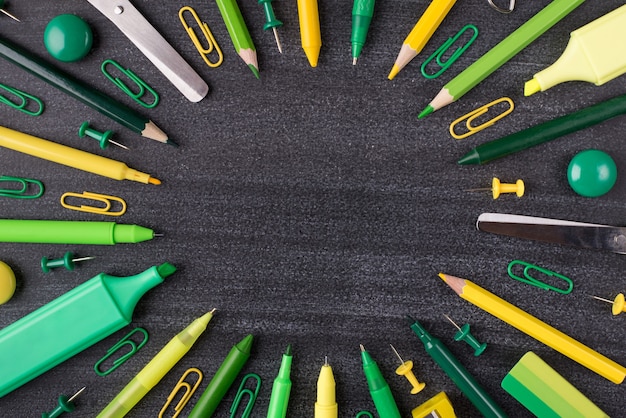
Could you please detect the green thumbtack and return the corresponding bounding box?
[444,314,487,356]
[0,0,19,22]
[78,121,128,150]
[41,252,95,273]
[42,387,86,418]
[258,0,283,53]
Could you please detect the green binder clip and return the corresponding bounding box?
[421,25,479,79]
[507,260,573,294]
[101,59,160,109]
[94,327,149,376]
[0,83,44,116]
[230,373,261,418]
[0,175,44,199]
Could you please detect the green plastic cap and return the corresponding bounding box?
[44,14,93,62]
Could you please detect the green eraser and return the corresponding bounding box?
[502,352,609,418]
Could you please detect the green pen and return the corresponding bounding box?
[188,334,254,418]
[216,0,259,78]
[351,0,375,65]
[0,219,154,244]
[267,344,293,418]
[359,344,401,418]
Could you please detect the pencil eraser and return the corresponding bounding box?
[0,260,16,304]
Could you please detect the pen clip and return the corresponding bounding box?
[101,59,160,108]
[0,175,44,199]
[421,25,478,79]
[507,260,573,294]
[94,328,149,376]
[449,97,514,139]
[159,368,203,418]
[179,6,223,68]
[229,373,262,418]
[0,83,44,116]
[60,191,127,216]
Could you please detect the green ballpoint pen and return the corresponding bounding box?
[0,219,154,245]
[267,344,293,418]
[359,344,402,418]
[188,334,254,418]
[407,316,507,418]
[215,0,259,78]
[351,0,375,65]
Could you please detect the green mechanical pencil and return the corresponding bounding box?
[188,334,254,417]
[216,0,259,78]
[0,219,154,244]
[0,263,176,398]
[266,344,293,418]
[360,344,401,418]
[351,0,375,65]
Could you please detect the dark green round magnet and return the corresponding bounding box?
[44,14,93,62]
[567,149,617,197]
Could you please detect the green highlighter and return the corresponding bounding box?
[0,263,176,398]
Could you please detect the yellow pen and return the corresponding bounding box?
[314,357,338,418]
[0,125,160,185]
[297,0,321,67]
[97,310,215,418]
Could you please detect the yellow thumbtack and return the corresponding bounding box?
[389,344,425,394]
[591,294,626,316]
[467,177,524,199]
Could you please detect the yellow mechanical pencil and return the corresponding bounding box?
[97,310,215,418]
[297,0,321,67]
[314,357,338,418]
[0,125,160,185]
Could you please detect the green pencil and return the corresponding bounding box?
[216,0,260,78]
[419,0,585,118]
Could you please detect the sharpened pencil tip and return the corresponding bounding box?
[248,64,260,79]
[418,105,434,119]
[388,65,400,80]
[148,177,161,185]
[166,139,179,147]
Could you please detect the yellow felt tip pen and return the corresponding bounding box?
[297,0,321,67]
[0,125,160,185]
[314,357,338,418]
[525,4,626,96]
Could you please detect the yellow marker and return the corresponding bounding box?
[525,4,626,96]
[390,344,425,394]
[439,273,626,384]
[297,0,321,67]
[314,357,338,418]
[388,0,458,80]
[592,294,626,316]
[0,125,159,185]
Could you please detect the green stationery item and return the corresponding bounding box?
[351,0,375,65]
[360,344,401,418]
[188,334,254,418]
[266,344,293,418]
[0,263,176,398]
[215,0,259,78]
[502,352,609,418]
[0,219,154,245]
[458,93,626,165]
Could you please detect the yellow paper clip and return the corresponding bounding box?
[159,368,203,418]
[60,191,127,216]
[449,97,514,139]
[94,328,149,376]
[230,373,261,418]
[179,6,224,68]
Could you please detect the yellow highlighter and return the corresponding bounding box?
[0,125,159,185]
[525,4,626,96]
[297,0,321,67]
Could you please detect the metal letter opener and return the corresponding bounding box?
[86,0,209,102]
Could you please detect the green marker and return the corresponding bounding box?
[188,334,254,418]
[258,0,283,53]
[0,219,154,244]
[359,344,401,418]
[216,0,260,78]
[351,0,375,65]
[267,344,293,418]
[0,263,176,397]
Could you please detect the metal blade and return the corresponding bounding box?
[476,213,626,254]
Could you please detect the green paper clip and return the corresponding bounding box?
[101,59,160,109]
[0,175,44,199]
[421,25,479,79]
[0,83,44,116]
[230,373,261,418]
[94,327,149,376]
[507,260,573,294]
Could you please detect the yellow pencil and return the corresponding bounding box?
[388,0,458,80]
[0,126,160,185]
[439,272,626,384]
[297,0,322,67]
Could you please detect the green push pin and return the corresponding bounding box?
[41,252,95,273]
[444,314,487,356]
[258,0,283,53]
[0,0,19,22]
[42,387,86,418]
[78,121,128,150]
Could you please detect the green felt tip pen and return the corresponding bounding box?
[267,344,293,418]
[351,0,375,65]
[407,316,507,418]
[0,219,154,244]
[188,334,254,418]
[0,263,176,398]
[360,344,401,418]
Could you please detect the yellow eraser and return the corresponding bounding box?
[0,261,16,304]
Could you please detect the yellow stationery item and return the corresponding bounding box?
[449,97,514,139]
[297,0,321,67]
[314,358,338,418]
[0,260,16,305]
[411,392,456,418]
[159,368,204,418]
[525,4,626,95]
[61,191,127,216]
[179,6,223,68]
[390,344,425,394]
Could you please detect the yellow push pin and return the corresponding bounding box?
[468,177,524,199]
[0,260,16,305]
[390,344,425,394]
[591,294,626,316]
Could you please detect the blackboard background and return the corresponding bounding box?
[1,0,626,416]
